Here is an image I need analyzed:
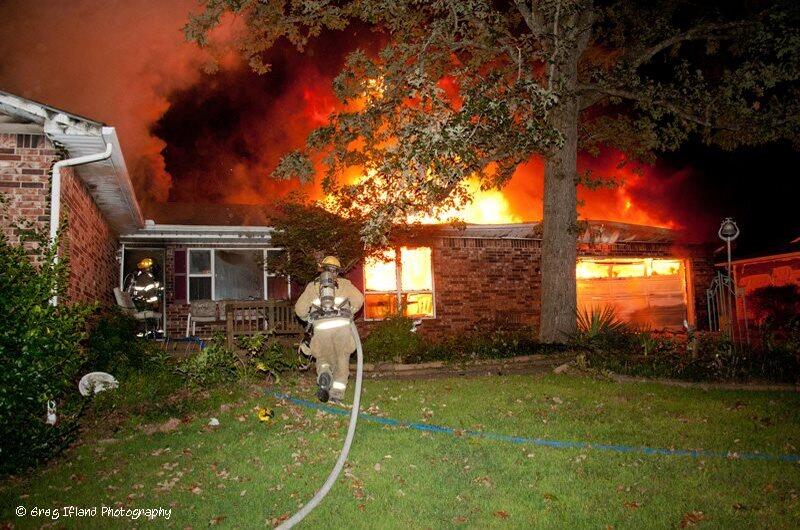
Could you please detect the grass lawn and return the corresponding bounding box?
[2,372,799,529]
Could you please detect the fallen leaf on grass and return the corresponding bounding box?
[623,501,640,510]
[209,516,224,525]
[473,476,494,488]
[453,516,468,524]
[493,510,509,519]
[680,511,707,527]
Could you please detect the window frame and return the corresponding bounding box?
[363,246,436,321]
[185,247,292,302]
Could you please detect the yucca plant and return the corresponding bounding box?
[572,306,630,349]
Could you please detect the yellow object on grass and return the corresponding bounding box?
[256,407,274,423]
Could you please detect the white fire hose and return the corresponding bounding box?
[277,320,364,529]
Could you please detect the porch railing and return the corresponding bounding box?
[225,300,304,348]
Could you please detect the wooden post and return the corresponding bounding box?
[226,306,234,350]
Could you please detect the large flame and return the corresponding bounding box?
[413,180,521,224]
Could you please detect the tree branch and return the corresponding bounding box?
[576,85,738,130]
[623,20,752,70]
[513,0,543,35]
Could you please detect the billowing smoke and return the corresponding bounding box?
[0,0,237,208]
[152,30,368,205]
[0,0,701,236]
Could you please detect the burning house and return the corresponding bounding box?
[1,91,713,341]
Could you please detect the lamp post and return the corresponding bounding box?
[716,217,747,343]
[718,217,740,279]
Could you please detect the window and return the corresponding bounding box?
[184,248,291,302]
[188,249,212,301]
[364,247,435,319]
[215,249,264,300]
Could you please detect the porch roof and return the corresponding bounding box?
[120,222,274,245]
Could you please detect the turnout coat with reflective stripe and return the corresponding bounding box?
[294,278,365,358]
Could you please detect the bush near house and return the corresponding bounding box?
[362,317,566,364]
[85,306,168,373]
[0,229,93,474]
[0,208,172,474]
[362,315,422,363]
[574,308,800,383]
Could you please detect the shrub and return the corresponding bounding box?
[362,316,422,363]
[405,326,555,364]
[0,229,93,474]
[749,285,800,327]
[84,306,166,372]
[571,306,635,352]
[237,332,298,382]
[175,335,238,386]
[581,329,800,383]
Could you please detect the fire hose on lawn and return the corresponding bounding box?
[277,320,364,529]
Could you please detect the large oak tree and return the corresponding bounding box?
[187,0,800,341]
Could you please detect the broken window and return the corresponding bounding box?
[214,249,264,300]
[364,247,434,319]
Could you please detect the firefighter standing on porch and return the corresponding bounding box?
[295,256,364,403]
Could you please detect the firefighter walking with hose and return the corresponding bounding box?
[295,256,364,403]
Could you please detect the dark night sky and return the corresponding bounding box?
[656,142,799,258]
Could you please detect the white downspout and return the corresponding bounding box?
[49,140,113,304]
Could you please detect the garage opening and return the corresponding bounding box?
[576,258,688,330]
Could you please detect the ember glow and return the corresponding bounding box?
[363,247,434,319]
[576,258,683,280]
[577,258,688,329]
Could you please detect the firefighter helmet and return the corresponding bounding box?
[321,256,341,269]
[137,257,154,270]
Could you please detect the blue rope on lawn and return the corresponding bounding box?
[270,391,800,464]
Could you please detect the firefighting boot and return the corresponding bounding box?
[316,371,332,403]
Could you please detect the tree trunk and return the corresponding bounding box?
[539,54,580,343]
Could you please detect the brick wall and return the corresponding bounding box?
[60,166,118,304]
[0,133,119,305]
[396,238,541,340]
[0,133,56,248]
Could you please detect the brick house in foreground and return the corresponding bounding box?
[0,90,713,340]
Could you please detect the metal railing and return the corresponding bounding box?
[706,271,750,344]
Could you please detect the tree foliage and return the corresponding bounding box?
[267,198,371,284]
[187,0,799,243]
